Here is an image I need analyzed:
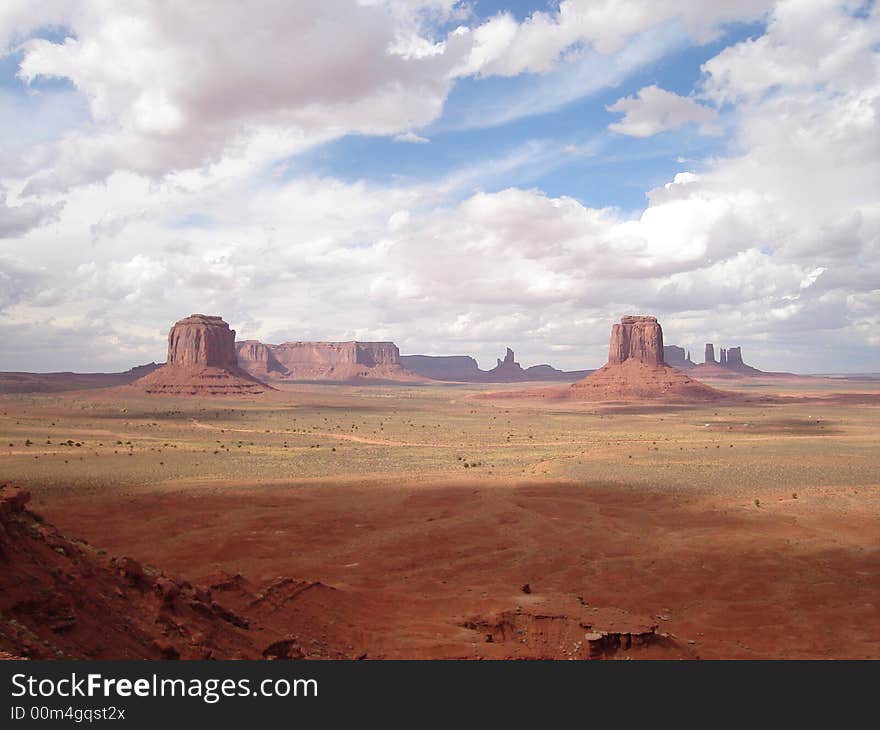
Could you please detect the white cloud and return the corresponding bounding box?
[607,85,717,137]
[454,0,775,77]
[393,131,430,144]
[7,1,474,188]
[0,0,781,189]
[0,187,62,238]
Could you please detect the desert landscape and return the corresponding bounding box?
[1,1,878,669]
[2,313,878,660]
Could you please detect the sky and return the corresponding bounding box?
[0,0,877,374]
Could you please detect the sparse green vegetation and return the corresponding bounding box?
[0,379,876,503]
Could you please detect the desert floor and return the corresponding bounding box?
[1,375,878,659]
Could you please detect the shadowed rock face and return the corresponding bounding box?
[235,340,289,376]
[727,347,744,367]
[168,315,237,369]
[608,315,664,366]
[705,343,716,365]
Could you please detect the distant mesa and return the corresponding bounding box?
[134,315,271,396]
[0,362,161,394]
[400,347,589,382]
[663,345,695,370]
[567,315,724,401]
[236,339,423,383]
[399,354,481,380]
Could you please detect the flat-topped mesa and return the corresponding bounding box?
[167,314,237,369]
[608,315,664,366]
[268,341,400,369]
[663,345,695,370]
[235,339,289,376]
[234,340,422,382]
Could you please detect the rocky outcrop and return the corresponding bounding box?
[522,363,590,381]
[269,341,401,369]
[401,349,589,382]
[663,345,695,370]
[399,355,482,380]
[685,343,764,377]
[0,483,261,659]
[487,347,526,380]
[235,340,289,377]
[167,314,238,369]
[133,315,271,396]
[705,343,716,365]
[235,340,422,382]
[569,315,725,401]
[609,316,664,366]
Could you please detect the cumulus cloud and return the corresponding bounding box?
[1,0,780,188]
[393,132,431,144]
[454,0,775,76]
[607,85,717,137]
[0,188,62,238]
[7,1,477,188]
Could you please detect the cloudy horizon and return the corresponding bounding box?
[1,0,878,374]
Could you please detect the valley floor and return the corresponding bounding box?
[1,375,878,659]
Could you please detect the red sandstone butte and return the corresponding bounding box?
[569,315,724,401]
[134,315,272,396]
[608,315,664,366]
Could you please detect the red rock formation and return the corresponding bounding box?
[236,340,423,382]
[401,351,589,382]
[270,341,400,369]
[0,483,259,659]
[134,315,271,396]
[689,344,765,377]
[486,347,526,381]
[166,314,238,368]
[609,315,664,366]
[663,345,695,370]
[569,315,725,401]
[399,354,482,380]
[235,340,289,377]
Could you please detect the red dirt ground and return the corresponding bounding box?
[33,479,880,660]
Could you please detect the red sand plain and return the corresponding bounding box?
[35,477,880,660]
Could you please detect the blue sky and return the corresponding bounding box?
[291,19,761,212]
[0,1,878,373]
